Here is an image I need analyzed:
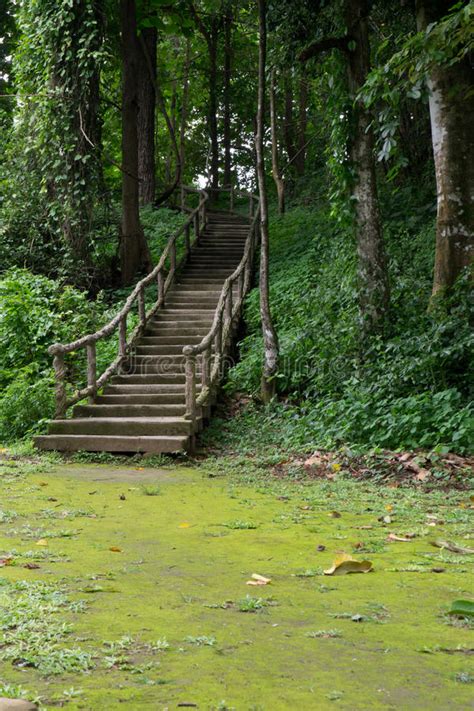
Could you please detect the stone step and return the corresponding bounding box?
[35,434,189,453]
[183,270,235,277]
[110,374,187,385]
[143,326,209,336]
[96,393,186,404]
[158,303,218,311]
[135,345,212,355]
[49,417,197,436]
[74,404,187,418]
[166,290,226,298]
[104,384,189,394]
[176,279,227,286]
[139,335,205,345]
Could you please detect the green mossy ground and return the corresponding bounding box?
[0,454,472,710]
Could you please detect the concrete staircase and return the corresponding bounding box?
[35,211,249,454]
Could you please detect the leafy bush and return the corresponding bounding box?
[0,269,110,441]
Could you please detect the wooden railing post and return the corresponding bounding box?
[184,353,196,425]
[185,223,191,260]
[194,212,200,241]
[170,242,177,275]
[238,271,244,307]
[119,316,127,357]
[215,313,222,355]
[202,345,211,391]
[53,352,67,419]
[87,341,97,403]
[138,286,146,328]
[157,269,165,305]
[225,285,233,326]
[230,185,234,212]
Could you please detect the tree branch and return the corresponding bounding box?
[187,1,211,45]
[299,35,351,62]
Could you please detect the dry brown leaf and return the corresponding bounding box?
[430,540,474,555]
[324,553,373,576]
[24,562,41,570]
[38,481,48,487]
[329,511,341,519]
[415,468,430,481]
[0,556,14,567]
[304,454,325,469]
[109,546,122,553]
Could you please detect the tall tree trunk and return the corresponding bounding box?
[295,73,307,176]
[283,73,297,166]
[270,68,285,214]
[165,70,178,188]
[208,22,219,193]
[345,0,390,333]
[120,0,151,285]
[223,7,232,187]
[180,39,191,208]
[416,0,474,298]
[256,0,279,403]
[137,25,156,206]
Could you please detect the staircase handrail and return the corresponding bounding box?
[48,187,209,418]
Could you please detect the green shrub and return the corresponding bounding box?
[0,268,113,441]
[0,366,54,441]
[220,192,473,454]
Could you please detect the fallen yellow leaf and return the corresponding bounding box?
[387,533,415,542]
[385,504,393,512]
[38,481,48,487]
[179,522,191,528]
[331,463,341,472]
[324,553,373,576]
[109,546,122,553]
[246,573,271,586]
[135,467,144,471]
[36,539,48,547]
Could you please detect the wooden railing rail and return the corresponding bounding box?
[48,187,209,418]
[182,190,260,427]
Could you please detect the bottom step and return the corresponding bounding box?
[34,434,189,454]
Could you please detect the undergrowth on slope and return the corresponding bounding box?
[214,185,473,454]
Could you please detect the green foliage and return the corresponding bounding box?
[359,2,473,170]
[221,191,473,454]
[0,269,110,441]
[1,0,108,284]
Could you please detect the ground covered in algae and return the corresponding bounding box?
[0,451,473,710]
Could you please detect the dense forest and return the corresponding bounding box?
[0,0,472,454]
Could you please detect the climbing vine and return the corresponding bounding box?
[5,0,107,283]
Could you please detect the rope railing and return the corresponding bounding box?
[48,187,209,418]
